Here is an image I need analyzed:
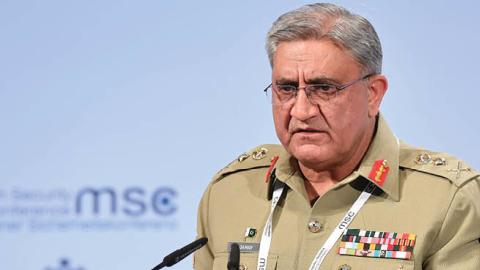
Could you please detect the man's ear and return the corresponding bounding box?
[367,74,388,117]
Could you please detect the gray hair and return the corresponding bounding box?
[266,3,382,74]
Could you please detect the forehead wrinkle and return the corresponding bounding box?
[276,65,299,82]
[302,51,332,81]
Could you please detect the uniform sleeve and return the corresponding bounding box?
[424,177,480,269]
[194,183,214,270]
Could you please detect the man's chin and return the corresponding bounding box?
[288,143,334,166]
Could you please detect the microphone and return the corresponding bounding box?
[151,237,208,270]
[227,243,240,270]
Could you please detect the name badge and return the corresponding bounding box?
[227,242,260,253]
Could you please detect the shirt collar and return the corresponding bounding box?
[356,114,400,201]
[271,114,400,202]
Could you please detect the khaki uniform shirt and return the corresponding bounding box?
[194,116,480,270]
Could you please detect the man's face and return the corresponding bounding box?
[272,39,384,170]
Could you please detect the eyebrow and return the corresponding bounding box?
[275,76,343,86]
[275,78,298,85]
[305,76,341,85]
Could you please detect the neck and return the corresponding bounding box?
[300,121,376,201]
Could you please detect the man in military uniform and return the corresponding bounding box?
[194,3,480,270]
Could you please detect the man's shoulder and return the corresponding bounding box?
[399,141,479,187]
[209,144,285,185]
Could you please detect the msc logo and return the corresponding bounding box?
[258,257,266,270]
[338,211,355,230]
[75,186,177,216]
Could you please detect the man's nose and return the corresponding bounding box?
[290,89,319,121]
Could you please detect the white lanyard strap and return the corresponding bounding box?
[256,184,285,270]
[256,181,376,270]
[308,182,376,270]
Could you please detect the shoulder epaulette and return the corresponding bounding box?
[211,144,284,183]
[400,145,479,187]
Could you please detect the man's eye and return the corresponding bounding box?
[277,85,297,92]
[310,84,335,92]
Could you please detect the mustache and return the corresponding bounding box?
[288,121,328,133]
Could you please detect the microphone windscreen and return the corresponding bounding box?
[163,237,208,266]
[227,242,240,270]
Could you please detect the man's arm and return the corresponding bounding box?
[424,177,480,269]
[194,183,214,270]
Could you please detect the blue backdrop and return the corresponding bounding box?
[1,1,479,269]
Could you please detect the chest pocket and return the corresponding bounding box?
[331,256,415,270]
[213,253,278,270]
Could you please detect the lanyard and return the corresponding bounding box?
[256,181,376,270]
[256,183,285,270]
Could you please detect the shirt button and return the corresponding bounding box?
[338,264,352,270]
[239,264,247,270]
[308,219,322,233]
